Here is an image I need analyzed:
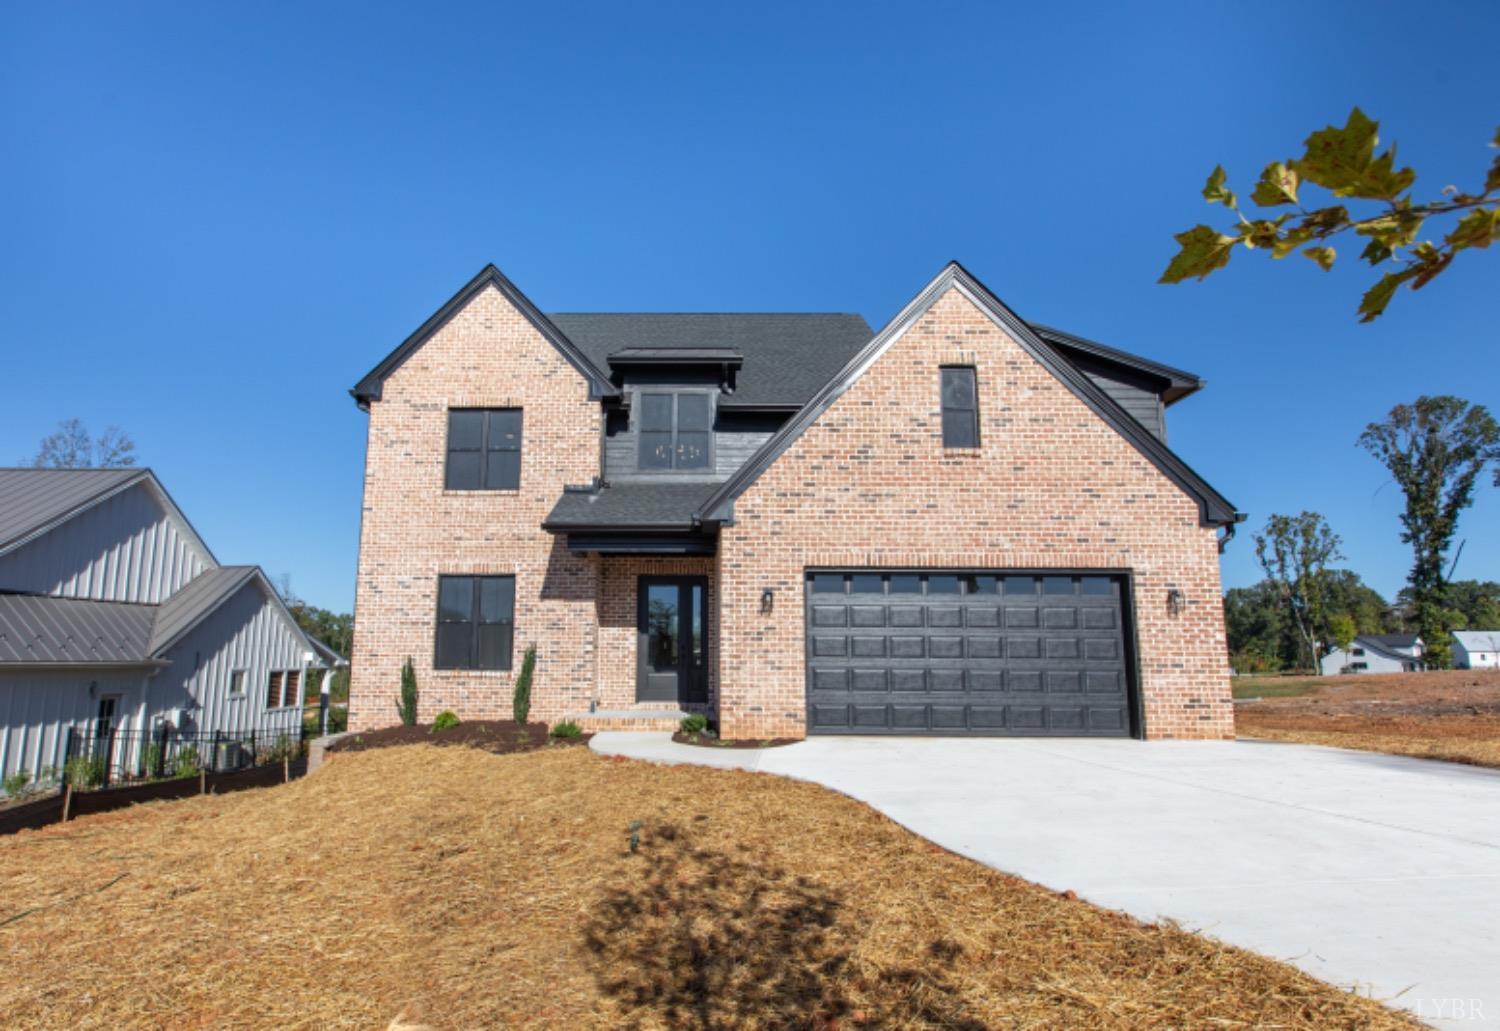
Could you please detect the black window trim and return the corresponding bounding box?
[939,365,980,449]
[635,388,716,473]
[445,408,524,491]
[433,574,516,671]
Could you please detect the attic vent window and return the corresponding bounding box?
[639,392,712,471]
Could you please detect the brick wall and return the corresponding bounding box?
[348,284,601,730]
[716,287,1233,741]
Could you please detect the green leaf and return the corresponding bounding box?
[1359,238,1393,266]
[1445,207,1499,252]
[1355,210,1423,251]
[1251,162,1300,207]
[1201,165,1237,208]
[1159,225,1237,283]
[1294,107,1415,200]
[1237,219,1285,250]
[1303,246,1336,271]
[1358,267,1417,322]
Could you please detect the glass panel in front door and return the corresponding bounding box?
[690,584,703,663]
[646,584,679,670]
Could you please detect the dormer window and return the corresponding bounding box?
[639,391,712,471]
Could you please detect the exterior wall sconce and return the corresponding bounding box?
[760,588,775,614]
[1167,588,1185,616]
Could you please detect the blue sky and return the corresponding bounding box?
[2,2,1496,612]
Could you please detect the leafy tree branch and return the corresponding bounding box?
[1161,108,1500,321]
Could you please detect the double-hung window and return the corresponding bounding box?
[940,367,979,448]
[435,575,516,670]
[638,392,712,471]
[446,409,523,490]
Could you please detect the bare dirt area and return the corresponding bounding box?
[1236,668,1500,768]
[0,746,1416,1029]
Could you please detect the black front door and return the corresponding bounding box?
[637,576,708,704]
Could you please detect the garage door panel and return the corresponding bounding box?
[890,607,924,627]
[807,569,1133,737]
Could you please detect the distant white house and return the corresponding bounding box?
[0,468,345,784]
[1320,634,1424,676]
[1452,631,1500,670]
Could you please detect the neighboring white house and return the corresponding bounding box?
[1319,634,1424,676]
[0,468,344,784]
[1452,631,1500,670]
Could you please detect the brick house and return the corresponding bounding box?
[349,262,1240,740]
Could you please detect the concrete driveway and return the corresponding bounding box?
[591,733,1500,1027]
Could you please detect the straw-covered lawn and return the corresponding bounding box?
[0,746,1416,1030]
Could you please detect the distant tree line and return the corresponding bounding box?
[1229,394,1499,673]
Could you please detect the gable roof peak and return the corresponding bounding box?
[351,263,617,409]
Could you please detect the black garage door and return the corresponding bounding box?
[805,571,1134,736]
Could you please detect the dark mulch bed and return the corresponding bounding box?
[672,730,800,750]
[329,720,591,756]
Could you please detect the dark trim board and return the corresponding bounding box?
[560,531,717,556]
[802,566,1143,739]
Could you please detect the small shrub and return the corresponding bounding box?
[513,644,536,724]
[172,745,202,779]
[65,755,104,789]
[396,657,419,727]
[3,769,31,798]
[679,713,708,734]
[551,720,582,739]
[265,735,298,762]
[431,710,460,732]
[140,743,164,780]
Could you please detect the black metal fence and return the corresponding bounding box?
[62,723,311,790]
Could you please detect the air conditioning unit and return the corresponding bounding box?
[213,740,247,771]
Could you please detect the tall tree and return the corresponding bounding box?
[1359,397,1500,666]
[30,418,137,469]
[1161,109,1500,321]
[1253,512,1344,673]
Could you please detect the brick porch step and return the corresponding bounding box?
[567,708,689,733]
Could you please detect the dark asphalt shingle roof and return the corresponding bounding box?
[543,482,722,530]
[1363,633,1421,650]
[0,468,145,553]
[0,593,158,665]
[547,313,873,407]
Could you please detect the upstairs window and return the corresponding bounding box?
[638,392,712,471]
[266,671,283,709]
[446,409,523,490]
[940,367,979,448]
[435,575,515,670]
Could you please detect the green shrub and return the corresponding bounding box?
[551,720,582,739]
[265,735,298,762]
[64,755,104,789]
[172,745,202,779]
[3,769,31,798]
[513,644,536,724]
[431,710,460,732]
[679,713,708,734]
[397,657,419,726]
[140,743,164,780]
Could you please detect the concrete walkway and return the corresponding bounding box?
[591,732,1500,1027]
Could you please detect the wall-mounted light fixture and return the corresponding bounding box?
[1167,588,1185,616]
[760,588,775,614]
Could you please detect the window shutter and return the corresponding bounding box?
[266,671,284,709]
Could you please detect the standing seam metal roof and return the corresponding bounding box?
[0,468,145,553]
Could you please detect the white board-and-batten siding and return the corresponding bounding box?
[152,579,310,740]
[0,670,145,781]
[0,482,213,603]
